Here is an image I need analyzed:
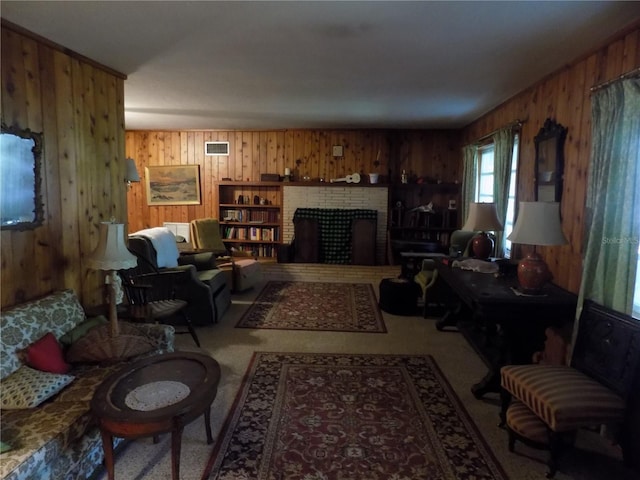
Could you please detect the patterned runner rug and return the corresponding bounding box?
[202,352,508,480]
[236,281,386,333]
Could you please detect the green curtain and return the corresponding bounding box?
[579,77,640,316]
[461,143,478,229]
[492,128,517,257]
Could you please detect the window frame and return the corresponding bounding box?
[473,135,520,258]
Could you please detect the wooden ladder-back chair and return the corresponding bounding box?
[119,259,201,347]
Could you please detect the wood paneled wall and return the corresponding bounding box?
[125,129,461,232]
[462,24,640,294]
[1,22,127,308]
[4,19,636,309]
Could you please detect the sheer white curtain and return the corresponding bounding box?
[461,144,478,230]
[579,76,640,317]
[492,128,517,257]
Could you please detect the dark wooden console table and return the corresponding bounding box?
[433,259,577,398]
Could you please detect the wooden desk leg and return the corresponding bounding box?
[471,370,500,399]
[435,301,462,331]
[99,429,115,480]
[171,426,184,480]
[204,405,213,444]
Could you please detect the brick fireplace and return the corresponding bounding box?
[282,186,388,264]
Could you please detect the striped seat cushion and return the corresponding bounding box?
[501,364,625,432]
[506,400,549,444]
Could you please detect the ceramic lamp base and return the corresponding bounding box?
[517,252,552,294]
[472,232,494,259]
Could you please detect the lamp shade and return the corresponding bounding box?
[125,158,140,182]
[507,202,568,246]
[87,222,137,271]
[462,203,504,231]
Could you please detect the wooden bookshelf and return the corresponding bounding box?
[217,182,282,258]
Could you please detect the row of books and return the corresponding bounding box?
[221,209,280,223]
[223,226,279,241]
[230,244,277,258]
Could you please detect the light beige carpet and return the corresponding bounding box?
[92,275,635,480]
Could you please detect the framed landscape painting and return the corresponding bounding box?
[145,165,201,205]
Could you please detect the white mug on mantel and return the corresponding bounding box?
[369,173,379,184]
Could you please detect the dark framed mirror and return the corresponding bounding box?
[534,118,567,203]
[1,123,44,230]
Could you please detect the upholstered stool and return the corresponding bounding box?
[219,258,262,292]
[501,364,626,433]
[501,363,626,477]
[505,399,577,454]
[378,277,419,316]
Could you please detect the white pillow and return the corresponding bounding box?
[0,365,75,409]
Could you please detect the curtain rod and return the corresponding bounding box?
[590,67,640,93]
[472,119,525,145]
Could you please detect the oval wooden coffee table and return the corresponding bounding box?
[90,351,221,480]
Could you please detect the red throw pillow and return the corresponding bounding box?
[26,332,71,374]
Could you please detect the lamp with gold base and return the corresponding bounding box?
[462,202,504,259]
[507,202,568,294]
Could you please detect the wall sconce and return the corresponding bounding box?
[125,157,140,189]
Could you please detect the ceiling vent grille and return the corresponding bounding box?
[205,141,230,156]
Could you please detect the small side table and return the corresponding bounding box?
[378,277,421,316]
[91,352,220,480]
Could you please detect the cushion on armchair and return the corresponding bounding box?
[179,252,218,270]
[189,218,228,255]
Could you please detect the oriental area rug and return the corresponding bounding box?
[236,281,386,333]
[202,352,508,480]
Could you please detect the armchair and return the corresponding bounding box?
[128,227,231,325]
[500,301,640,477]
[413,229,476,318]
[190,218,262,292]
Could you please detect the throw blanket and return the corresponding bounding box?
[293,208,377,264]
[131,227,179,268]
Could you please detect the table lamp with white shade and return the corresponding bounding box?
[81,221,153,361]
[507,202,568,294]
[462,202,504,259]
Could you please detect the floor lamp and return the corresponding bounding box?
[507,202,568,294]
[84,221,153,361]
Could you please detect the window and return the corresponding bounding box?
[475,136,519,258]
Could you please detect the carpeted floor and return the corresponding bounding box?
[92,267,637,480]
[202,352,507,480]
[236,281,386,333]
